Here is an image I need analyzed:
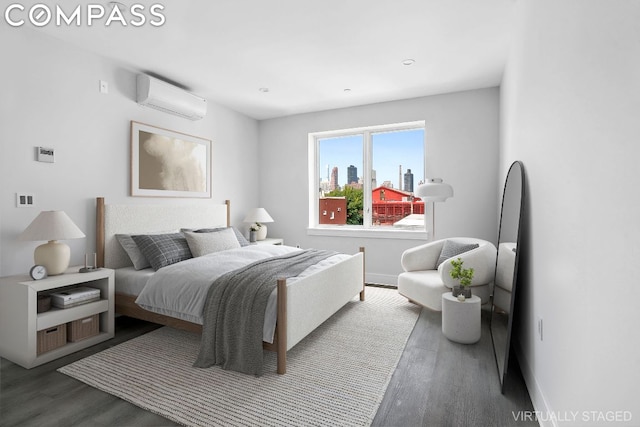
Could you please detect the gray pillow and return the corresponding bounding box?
[116,230,176,270]
[116,234,150,270]
[181,226,250,247]
[436,241,479,267]
[184,228,241,257]
[131,233,192,271]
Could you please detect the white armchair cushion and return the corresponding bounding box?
[439,241,496,289]
[401,240,446,272]
[397,271,445,310]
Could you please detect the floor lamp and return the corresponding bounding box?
[415,178,453,240]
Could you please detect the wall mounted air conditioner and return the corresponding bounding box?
[136,74,207,120]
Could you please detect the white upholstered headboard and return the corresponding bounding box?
[96,197,230,269]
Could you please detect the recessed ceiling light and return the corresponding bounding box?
[259,87,269,93]
[402,59,415,66]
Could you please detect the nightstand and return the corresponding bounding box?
[253,238,284,245]
[0,267,114,368]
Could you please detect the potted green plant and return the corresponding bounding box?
[449,257,474,299]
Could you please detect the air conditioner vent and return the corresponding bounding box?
[136,74,207,120]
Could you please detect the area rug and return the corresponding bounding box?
[58,286,420,427]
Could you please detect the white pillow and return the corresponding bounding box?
[184,228,240,257]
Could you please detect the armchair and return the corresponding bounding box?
[398,237,496,311]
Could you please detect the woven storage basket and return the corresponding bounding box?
[67,314,99,342]
[37,324,67,355]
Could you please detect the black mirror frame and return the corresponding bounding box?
[490,160,525,393]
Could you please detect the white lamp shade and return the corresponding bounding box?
[243,208,274,224]
[19,211,86,242]
[415,178,454,202]
[19,211,85,275]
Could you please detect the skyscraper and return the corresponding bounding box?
[330,166,339,190]
[404,168,414,193]
[347,165,358,185]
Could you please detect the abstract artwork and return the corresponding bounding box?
[131,121,211,198]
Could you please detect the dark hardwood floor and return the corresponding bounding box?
[372,306,536,427]
[1,294,535,427]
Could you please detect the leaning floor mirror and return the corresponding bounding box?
[490,160,525,393]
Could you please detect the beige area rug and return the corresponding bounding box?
[58,287,420,427]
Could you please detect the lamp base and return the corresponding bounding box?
[256,224,268,241]
[34,240,70,275]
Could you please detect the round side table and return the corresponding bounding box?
[441,292,481,344]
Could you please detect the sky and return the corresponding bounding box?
[318,128,425,190]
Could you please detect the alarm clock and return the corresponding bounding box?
[29,265,48,280]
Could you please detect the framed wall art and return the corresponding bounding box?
[131,121,211,198]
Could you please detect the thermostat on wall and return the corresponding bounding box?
[36,146,55,163]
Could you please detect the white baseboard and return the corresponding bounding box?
[365,273,398,286]
[515,341,554,427]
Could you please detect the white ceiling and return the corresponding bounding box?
[37,0,514,120]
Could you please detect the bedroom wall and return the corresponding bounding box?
[501,1,640,425]
[258,88,500,284]
[0,27,259,277]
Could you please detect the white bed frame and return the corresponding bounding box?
[94,197,365,374]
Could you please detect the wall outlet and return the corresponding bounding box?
[99,80,109,94]
[16,193,35,208]
[537,317,543,341]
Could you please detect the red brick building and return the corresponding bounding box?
[319,197,347,225]
[372,186,424,226]
[319,187,424,226]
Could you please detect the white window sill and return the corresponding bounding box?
[307,226,429,240]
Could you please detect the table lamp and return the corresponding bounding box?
[243,208,274,241]
[19,210,86,275]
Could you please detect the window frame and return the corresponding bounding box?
[308,120,429,240]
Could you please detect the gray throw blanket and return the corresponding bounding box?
[193,249,337,376]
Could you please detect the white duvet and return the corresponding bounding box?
[134,244,349,343]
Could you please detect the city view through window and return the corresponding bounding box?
[317,126,426,229]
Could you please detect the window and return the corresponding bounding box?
[308,121,426,236]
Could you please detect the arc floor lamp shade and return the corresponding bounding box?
[415,178,454,202]
[19,211,85,275]
[415,178,453,240]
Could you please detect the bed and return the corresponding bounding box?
[94,197,365,374]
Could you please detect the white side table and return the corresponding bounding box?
[441,292,481,344]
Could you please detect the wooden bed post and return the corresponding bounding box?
[224,199,231,227]
[276,278,287,374]
[96,197,105,268]
[359,247,365,301]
